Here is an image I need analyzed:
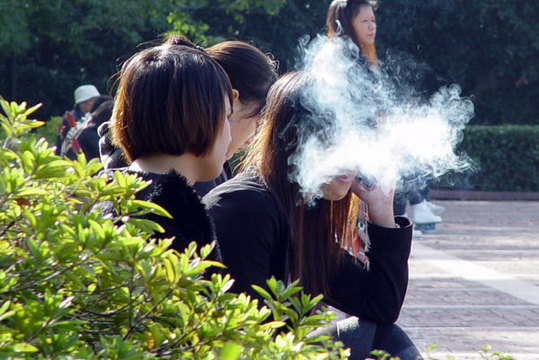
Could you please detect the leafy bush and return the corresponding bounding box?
[2,98,520,359]
[434,125,539,192]
[33,115,62,146]
[0,97,348,359]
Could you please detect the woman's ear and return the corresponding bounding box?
[232,89,240,102]
[231,89,243,115]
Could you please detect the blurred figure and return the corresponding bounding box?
[74,97,114,161]
[326,0,379,69]
[55,84,101,157]
[393,185,444,236]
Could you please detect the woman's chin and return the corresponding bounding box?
[321,185,351,201]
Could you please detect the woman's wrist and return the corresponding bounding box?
[368,207,396,228]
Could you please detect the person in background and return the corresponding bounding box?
[98,38,233,263]
[74,98,114,161]
[55,84,101,156]
[98,37,278,197]
[326,0,443,237]
[327,0,379,69]
[393,186,444,234]
[203,72,422,360]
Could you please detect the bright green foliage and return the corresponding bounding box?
[478,345,515,360]
[0,97,348,359]
[0,0,286,121]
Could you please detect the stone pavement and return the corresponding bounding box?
[397,200,539,360]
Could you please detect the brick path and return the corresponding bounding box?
[398,200,539,359]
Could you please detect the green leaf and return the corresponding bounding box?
[252,285,272,300]
[0,301,15,321]
[220,342,242,360]
[126,218,165,234]
[0,98,351,359]
[14,188,48,197]
[12,342,39,353]
[131,199,171,218]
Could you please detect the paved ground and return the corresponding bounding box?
[397,200,539,360]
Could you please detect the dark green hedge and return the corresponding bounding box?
[434,125,539,192]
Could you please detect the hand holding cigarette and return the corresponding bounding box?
[351,176,396,228]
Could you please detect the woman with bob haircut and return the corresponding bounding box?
[203,72,422,359]
[99,37,278,197]
[102,38,233,261]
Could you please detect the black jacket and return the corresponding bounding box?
[203,171,412,324]
[100,169,222,264]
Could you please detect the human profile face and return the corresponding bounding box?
[79,98,97,114]
[199,97,232,181]
[352,5,376,47]
[320,171,355,201]
[227,91,263,158]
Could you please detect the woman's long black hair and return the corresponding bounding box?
[240,72,359,296]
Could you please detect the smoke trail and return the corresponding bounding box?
[288,35,474,199]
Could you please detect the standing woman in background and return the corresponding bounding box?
[326,0,443,236]
[326,0,379,69]
[100,39,233,261]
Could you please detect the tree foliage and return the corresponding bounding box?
[0,0,286,123]
[186,1,329,70]
[375,0,538,125]
[0,0,176,121]
[0,97,349,359]
[187,0,538,125]
[0,0,537,125]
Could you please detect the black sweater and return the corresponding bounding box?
[203,171,412,324]
[100,169,222,263]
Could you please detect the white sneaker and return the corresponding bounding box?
[412,228,423,238]
[427,201,445,215]
[412,200,442,224]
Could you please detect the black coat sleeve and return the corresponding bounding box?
[325,216,412,324]
[77,126,101,161]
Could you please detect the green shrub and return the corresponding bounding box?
[33,115,62,145]
[434,125,539,192]
[0,98,348,359]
